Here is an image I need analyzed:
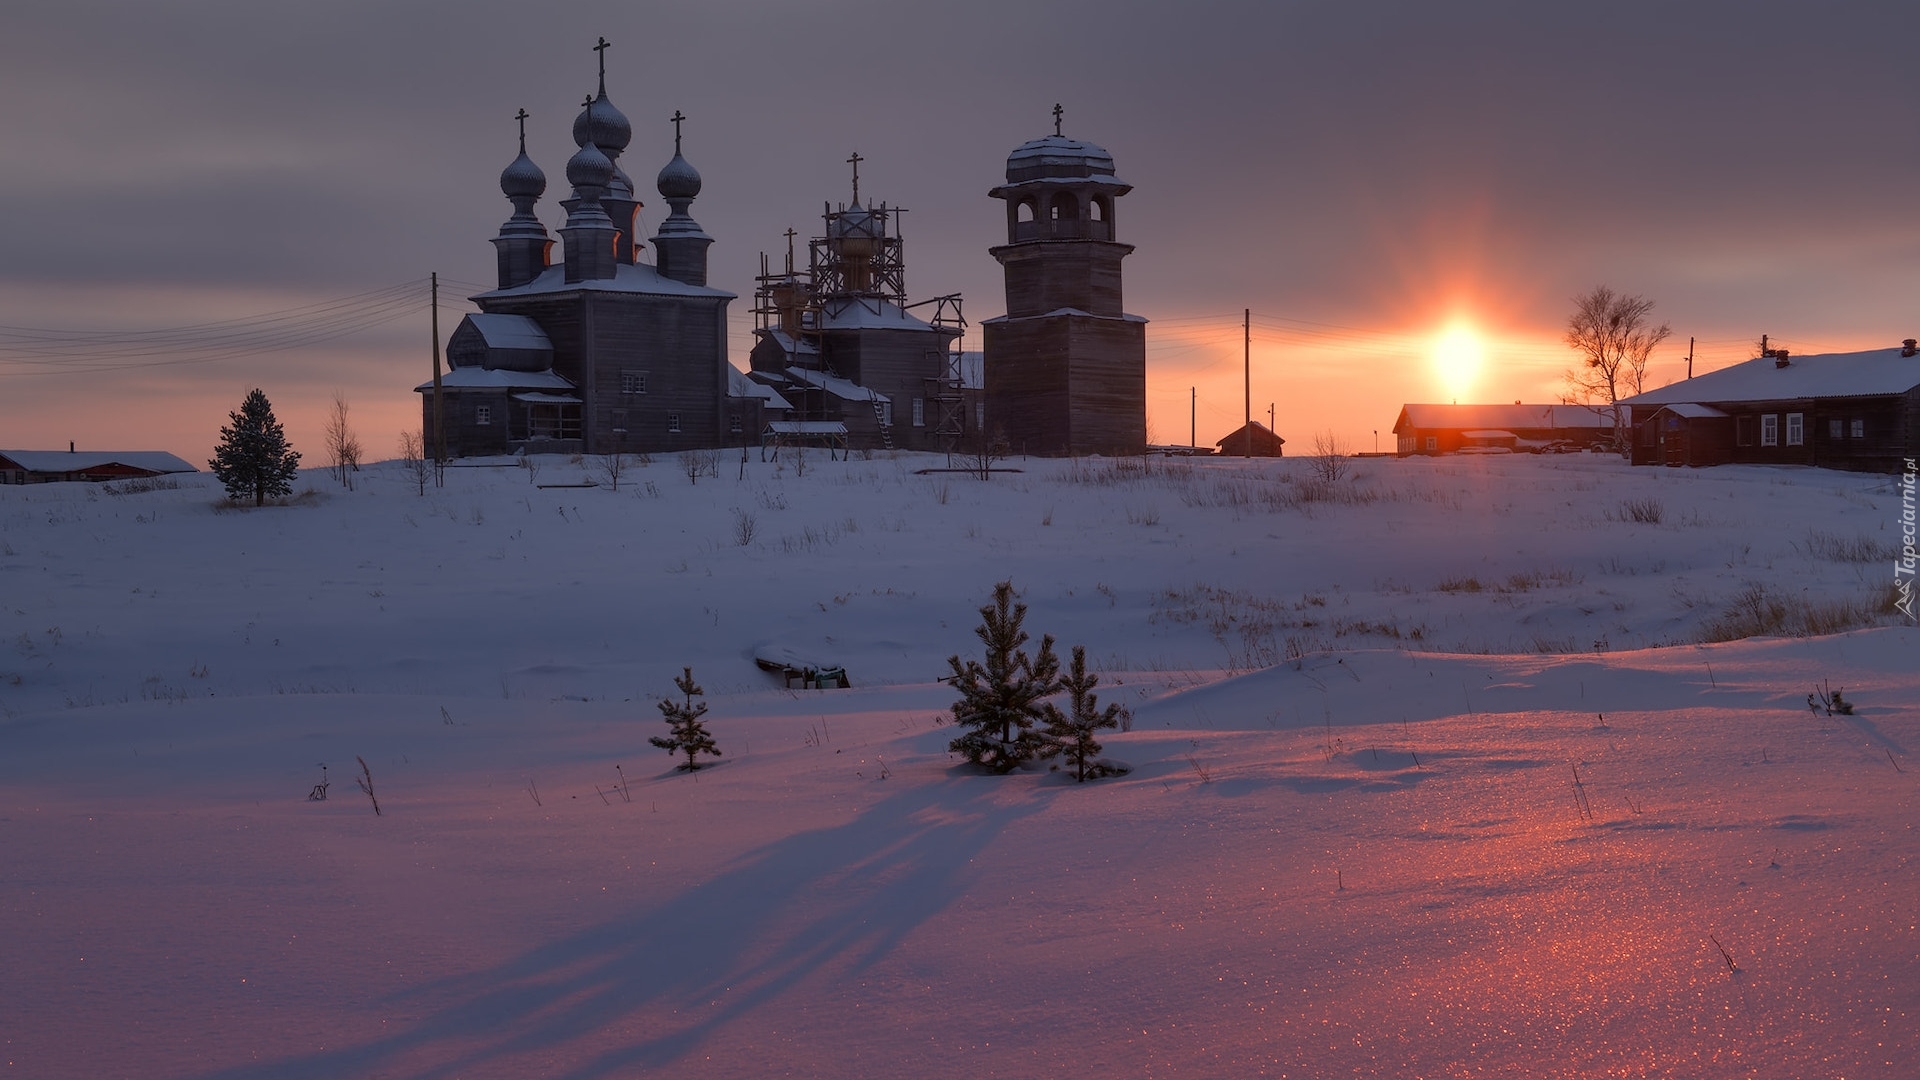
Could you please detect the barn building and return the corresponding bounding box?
[1622,343,1920,471]
[0,449,196,485]
[747,159,966,453]
[1215,421,1286,457]
[982,111,1147,457]
[421,42,763,458]
[1391,404,1613,456]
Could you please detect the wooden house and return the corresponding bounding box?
[1622,344,1920,471]
[1391,404,1613,456]
[1214,421,1286,457]
[0,449,196,485]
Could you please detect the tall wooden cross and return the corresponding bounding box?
[514,108,529,153]
[1053,103,1063,137]
[847,151,863,205]
[593,36,611,92]
[671,109,686,154]
[784,227,797,272]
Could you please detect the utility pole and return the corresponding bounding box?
[430,272,445,481]
[1190,386,1196,450]
[1243,308,1251,457]
[1268,402,1275,432]
[1686,335,1695,379]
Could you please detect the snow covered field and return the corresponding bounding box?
[2,451,1915,1078]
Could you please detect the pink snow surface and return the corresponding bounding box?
[2,452,1915,1077]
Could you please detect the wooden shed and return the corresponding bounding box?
[1214,421,1286,457]
[1634,404,1733,467]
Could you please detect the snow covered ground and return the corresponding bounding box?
[2,451,1914,1078]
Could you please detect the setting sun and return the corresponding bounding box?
[1431,322,1485,401]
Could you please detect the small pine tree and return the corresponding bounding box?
[947,581,1061,772]
[209,388,301,506]
[650,666,721,771]
[1038,645,1129,782]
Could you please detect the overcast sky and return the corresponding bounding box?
[3,0,1916,458]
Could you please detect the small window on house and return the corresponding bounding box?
[668,412,681,433]
[611,409,627,433]
[1786,413,1804,446]
[911,397,925,428]
[730,413,743,434]
[1424,436,1437,452]
[1830,419,1844,440]
[475,404,492,426]
[621,370,648,395]
[1761,414,1779,447]
[879,401,894,426]
[1852,418,1865,439]
[1736,415,1755,447]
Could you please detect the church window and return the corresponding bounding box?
[1852,418,1865,438]
[1830,419,1843,440]
[1049,192,1076,221]
[730,413,743,434]
[1090,197,1106,222]
[1761,414,1778,446]
[879,401,894,426]
[975,402,985,431]
[1785,413,1803,446]
[611,409,628,433]
[911,398,925,427]
[1016,201,1035,222]
[621,370,648,395]
[475,404,492,426]
[668,412,681,433]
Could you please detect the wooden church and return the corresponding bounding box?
[982,109,1148,457]
[420,42,770,458]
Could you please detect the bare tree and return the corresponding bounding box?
[324,393,363,488]
[1308,430,1350,485]
[1563,286,1671,452]
[599,450,630,491]
[398,430,430,496]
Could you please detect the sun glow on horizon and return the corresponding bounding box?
[1430,322,1486,402]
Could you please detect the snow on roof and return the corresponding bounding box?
[817,299,945,334]
[981,308,1148,325]
[473,262,735,301]
[462,313,552,352]
[415,368,575,392]
[0,450,197,474]
[1624,347,1920,407]
[1652,403,1730,419]
[729,366,793,411]
[765,421,847,434]
[509,392,582,404]
[1394,404,1613,433]
[755,328,819,355]
[1462,430,1518,440]
[784,367,888,404]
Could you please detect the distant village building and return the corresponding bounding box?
[1214,421,1286,457]
[421,43,760,458]
[1391,404,1613,456]
[983,110,1147,457]
[0,448,195,485]
[1622,343,1920,471]
[746,156,967,453]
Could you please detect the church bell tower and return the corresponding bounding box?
[982,106,1146,456]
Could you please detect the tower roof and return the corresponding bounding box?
[1004,134,1118,184]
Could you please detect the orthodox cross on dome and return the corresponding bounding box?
[784,226,797,272]
[1052,103,1063,137]
[514,107,529,153]
[671,109,686,154]
[593,36,611,94]
[847,151,863,205]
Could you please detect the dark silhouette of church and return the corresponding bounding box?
[423,45,1144,460]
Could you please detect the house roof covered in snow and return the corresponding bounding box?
[817,298,948,335]
[1649,403,1730,419]
[765,421,847,435]
[1392,403,1613,434]
[784,367,888,404]
[1623,347,1920,407]
[461,313,552,352]
[0,450,197,474]
[982,307,1148,325]
[729,366,792,411]
[415,368,576,393]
